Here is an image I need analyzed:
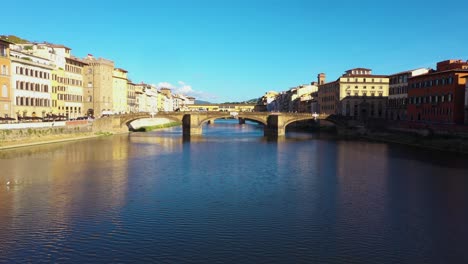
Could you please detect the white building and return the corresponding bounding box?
[145,85,158,114]
[10,49,54,118]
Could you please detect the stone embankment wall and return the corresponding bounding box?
[0,121,92,142]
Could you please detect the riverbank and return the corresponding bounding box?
[0,132,106,150]
[358,131,468,154]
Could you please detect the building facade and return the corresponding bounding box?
[63,57,86,118]
[387,68,430,121]
[83,55,115,116]
[318,68,389,119]
[0,40,12,118]
[465,77,468,124]
[407,60,468,124]
[112,68,128,114]
[127,81,136,113]
[10,49,54,119]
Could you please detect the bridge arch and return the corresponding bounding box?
[239,117,267,126]
[198,114,233,127]
[236,113,268,126]
[123,114,183,131]
[283,116,320,128]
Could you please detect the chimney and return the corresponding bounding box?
[318,73,326,85]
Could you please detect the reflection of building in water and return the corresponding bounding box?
[0,136,132,244]
[334,141,389,240]
[129,133,183,156]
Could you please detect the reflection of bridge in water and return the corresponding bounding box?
[94,112,337,137]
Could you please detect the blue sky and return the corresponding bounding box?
[2,0,468,102]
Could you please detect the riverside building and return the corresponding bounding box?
[112,68,129,114]
[127,81,136,113]
[17,42,86,119]
[387,68,430,121]
[318,68,389,120]
[407,60,468,124]
[83,55,115,116]
[0,39,12,118]
[63,56,86,118]
[10,48,54,119]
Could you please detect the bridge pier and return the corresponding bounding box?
[182,114,203,136]
[264,115,286,137]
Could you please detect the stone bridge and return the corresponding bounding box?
[93,112,333,136]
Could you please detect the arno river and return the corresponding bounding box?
[1,119,468,263]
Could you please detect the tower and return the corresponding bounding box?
[318,73,326,85]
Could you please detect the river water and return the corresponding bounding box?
[1,119,467,263]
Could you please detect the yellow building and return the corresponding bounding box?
[63,57,86,118]
[318,68,389,118]
[0,39,12,118]
[51,68,65,116]
[112,68,128,114]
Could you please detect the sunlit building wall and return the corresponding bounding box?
[112,68,128,114]
[0,39,12,117]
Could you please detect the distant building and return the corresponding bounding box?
[387,68,430,121]
[318,68,389,119]
[186,96,196,105]
[134,83,147,112]
[407,60,468,124]
[159,87,173,111]
[127,81,136,113]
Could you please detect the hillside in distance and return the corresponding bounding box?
[0,35,30,44]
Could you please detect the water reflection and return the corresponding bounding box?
[1,120,468,263]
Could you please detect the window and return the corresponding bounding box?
[1,65,6,75]
[1,84,7,97]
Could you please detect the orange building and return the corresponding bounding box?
[0,39,12,118]
[407,60,468,124]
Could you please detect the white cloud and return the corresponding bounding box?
[155,81,218,101]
